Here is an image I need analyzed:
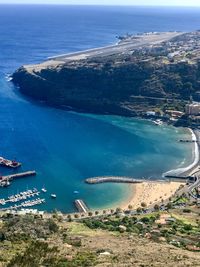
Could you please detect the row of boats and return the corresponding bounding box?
[0,188,39,205]
[0,188,56,210]
[0,198,45,211]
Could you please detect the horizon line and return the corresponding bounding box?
[0,3,200,8]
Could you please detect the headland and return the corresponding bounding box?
[12,31,200,118]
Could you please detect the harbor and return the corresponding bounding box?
[0,187,46,211]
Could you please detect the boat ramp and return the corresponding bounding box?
[74,199,89,213]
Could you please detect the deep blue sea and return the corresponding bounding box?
[0,5,200,212]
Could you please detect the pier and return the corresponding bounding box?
[74,199,89,213]
[85,176,144,184]
[0,171,36,187]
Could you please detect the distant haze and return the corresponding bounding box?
[1,0,200,7]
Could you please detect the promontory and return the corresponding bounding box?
[12,31,200,116]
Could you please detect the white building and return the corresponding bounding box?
[185,103,200,115]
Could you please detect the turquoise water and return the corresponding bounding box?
[0,5,199,212]
[0,78,193,211]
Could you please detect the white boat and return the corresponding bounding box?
[51,194,56,199]
[73,190,79,194]
[41,188,47,193]
[153,119,163,126]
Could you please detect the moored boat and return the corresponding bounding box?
[0,157,21,168]
[41,188,47,193]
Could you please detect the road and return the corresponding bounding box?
[48,32,182,62]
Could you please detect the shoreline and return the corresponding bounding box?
[120,181,185,210]
[163,128,200,178]
[102,127,200,211]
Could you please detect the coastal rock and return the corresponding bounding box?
[12,31,200,116]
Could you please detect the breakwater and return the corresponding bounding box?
[0,171,36,187]
[85,176,144,184]
[85,176,189,185]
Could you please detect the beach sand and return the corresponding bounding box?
[120,129,200,210]
[121,181,185,210]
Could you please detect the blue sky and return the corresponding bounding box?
[0,0,200,6]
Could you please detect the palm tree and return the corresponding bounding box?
[141,202,147,208]
[67,214,72,221]
[136,207,142,213]
[95,210,99,216]
[128,204,133,210]
[103,210,107,214]
[88,211,93,217]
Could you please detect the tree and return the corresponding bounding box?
[67,214,72,222]
[141,202,147,208]
[103,210,107,214]
[74,214,79,219]
[128,204,133,210]
[95,211,99,216]
[116,207,122,213]
[88,211,93,217]
[184,224,193,231]
[154,204,160,211]
[166,202,173,210]
[136,207,142,213]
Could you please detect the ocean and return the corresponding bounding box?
[0,5,199,212]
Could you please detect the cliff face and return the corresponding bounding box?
[12,32,200,116]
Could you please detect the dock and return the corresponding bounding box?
[74,199,89,213]
[0,171,36,187]
[85,176,144,184]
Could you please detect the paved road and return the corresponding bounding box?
[49,32,182,62]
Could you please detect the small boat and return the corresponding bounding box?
[41,188,47,193]
[153,119,163,126]
[51,194,56,199]
[73,190,79,194]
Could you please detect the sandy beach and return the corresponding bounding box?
[120,181,185,210]
[120,128,200,210]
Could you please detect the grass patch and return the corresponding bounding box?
[66,222,103,237]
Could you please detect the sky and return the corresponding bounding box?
[0,0,200,6]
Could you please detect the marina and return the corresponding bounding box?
[0,188,40,206]
[0,198,45,211]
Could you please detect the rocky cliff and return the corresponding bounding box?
[12,31,200,116]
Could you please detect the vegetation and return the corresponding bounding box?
[1,203,200,266]
[13,31,200,117]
